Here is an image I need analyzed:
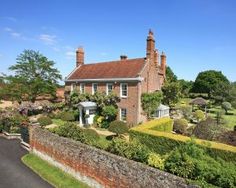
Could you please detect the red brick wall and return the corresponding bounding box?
[30,127,189,188]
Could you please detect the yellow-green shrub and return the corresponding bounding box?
[130,118,236,162]
[147,152,165,170]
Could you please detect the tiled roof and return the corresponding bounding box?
[67,58,146,80]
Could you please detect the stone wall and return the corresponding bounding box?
[30,126,193,188]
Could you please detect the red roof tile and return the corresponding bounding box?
[67,58,146,80]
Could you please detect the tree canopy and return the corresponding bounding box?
[166,66,177,83]
[162,82,181,106]
[191,70,230,99]
[1,50,62,102]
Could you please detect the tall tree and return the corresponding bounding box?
[166,66,178,83]
[2,50,62,102]
[191,70,230,99]
[162,82,181,107]
[141,92,163,119]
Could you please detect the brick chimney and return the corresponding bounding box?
[160,51,166,75]
[154,49,159,67]
[146,29,155,61]
[120,55,128,60]
[76,47,84,67]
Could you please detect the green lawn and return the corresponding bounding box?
[22,153,90,188]
[208,106,236,129]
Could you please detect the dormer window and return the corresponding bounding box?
[120,83,128,98]
[106,83,113,95]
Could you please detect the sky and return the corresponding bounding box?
[0,0,236,82]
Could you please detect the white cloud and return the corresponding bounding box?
[4,27,13,32]
[65,51,75,59]
[39,34,57,45]
[11,32,21,38]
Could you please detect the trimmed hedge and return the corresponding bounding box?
[130,118,236,162]
[37,116,52,127]
[140,117,173,132]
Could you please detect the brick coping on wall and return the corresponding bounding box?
[30,126,196,188]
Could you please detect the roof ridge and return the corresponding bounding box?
[83,57,146,66]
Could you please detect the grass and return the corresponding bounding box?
[52,119,67,126]
[208,106,236,129]
[22,153,90,188]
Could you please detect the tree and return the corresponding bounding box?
[191,70,230,99]
[141,92,162,119]
[193,110,205,122]
[108,120,129,136]
[178,79,193,97]
[222,102,232,114]
[166,66,177,83]
[102,105,117,122]
[162,82,181,106]
[227,82,236,109]
[2,50,62,102]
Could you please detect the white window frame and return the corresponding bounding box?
[92,83,98,94]
[120,83,128,98]
[80,83,85,94]
[71,83,76,92]
[106,83,113,95]
[120,108,127,122]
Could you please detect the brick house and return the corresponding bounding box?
[65,30,166,126]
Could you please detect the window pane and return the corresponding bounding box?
[121,108,127,121]
[121,84,127,97]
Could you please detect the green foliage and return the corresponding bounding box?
[162,81,181,106]
[52,122,85,142]
[164,141,236,188]
[37,116,52,127]
[107,138,150,163]
[60,111,75,121]
[141,92,162,119]
[178,79,193,97]
[179,105,192,120]
[222,101,232,114]
[191,70,230,99]
[166,66,177,82]
[148,118,173,132]
[108,120,129,135]
[101,105,117,122]
[173,118,188,134]
[147,152,165,170]
[193,110,205,122]
[193,117,226,141]
[2,50,62,102]
[82,128,100,145]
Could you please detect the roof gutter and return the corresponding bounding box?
[65,77,144,82]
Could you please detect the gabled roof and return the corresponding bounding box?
[66,58,146,80]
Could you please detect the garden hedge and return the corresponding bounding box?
[130,117,236,162]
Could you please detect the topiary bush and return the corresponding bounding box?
[180,105,192,120]
[222,102,232,114]
[37,116,52,127]
[60,111,75,121]
[108,120,129,135]
[193,110,205,122]
[147,152,165,170]
[173,118,188,134]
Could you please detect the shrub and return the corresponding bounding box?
[222,102,232,114]
[107,138,150,163]
[101,105,117,122]
[193,117,226,141]
[53,122,85,142]
[147,152,165,170]
[130,121,236,162]
[37,116,52,127]
[108,120,129,135]
[173,118,188,134]
[82,128,100,145]
[193,110,205,122]
[60,111,75,121]
[180,105,192,120]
